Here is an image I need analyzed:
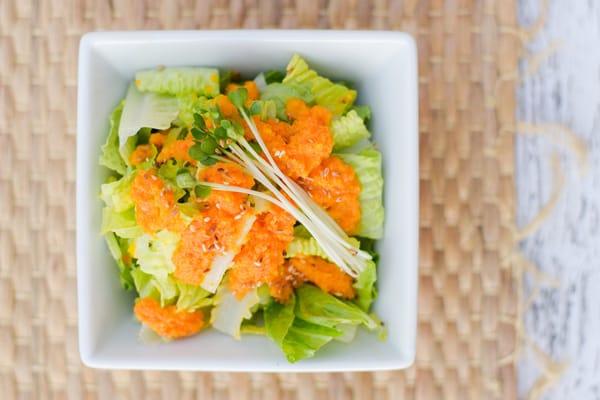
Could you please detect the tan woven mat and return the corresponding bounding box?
[0,1,519,399]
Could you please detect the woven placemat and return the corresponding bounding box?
[0,1,519,399]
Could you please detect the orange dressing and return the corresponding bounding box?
[227,205,296,302]
[288,255,356,299]
[156,135,195,164]
[198,162,255,215]
[301,156,361,234]
[130,169,185,234]
[173,162,255,286]
[257,99,333,180]
[129,144,154,166]
[134,297,204,339]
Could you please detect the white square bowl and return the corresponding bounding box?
[77,30,418,371]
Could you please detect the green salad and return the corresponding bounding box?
[99,54,385,362]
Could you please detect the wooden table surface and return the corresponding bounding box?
[517,0,600,399]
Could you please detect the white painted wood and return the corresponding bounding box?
[517,0,600,399]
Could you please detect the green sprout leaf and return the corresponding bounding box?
[193,113,206,129]
[188,143,205,160]
[195,184,212,198]
[228,87,248,109]
[191,127,207,140]
[200,136,217,154]
[213,126,228,140]
[199,155,217,166]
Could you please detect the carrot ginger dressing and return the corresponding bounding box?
[130,169,185,234]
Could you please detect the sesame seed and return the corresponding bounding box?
[234,214,242,220]
[201,244,207,252]
[204,217,210,222]
[254,261,261,267]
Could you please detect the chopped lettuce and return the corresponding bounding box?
[334,324,358,343]
[134,230,179,280]
[249,99,279,121]
[264,294,296,346]
[104,232,134,290]
[351,105,371,122]
[175,94,214,127]
[295,284,378,330]
[101,207,143,239]
[353,260,377,311]
[337,147,384,239]
[260,82,314,105]
[331,110,371,150]
[118,84,179,159]
[99,102,127,175]
[281,319,341,363]
[176,282,212,312]
[130,267,178,306]
[283,54,356,115]
[100,172,135,213]
[286,236,360,261]
[135,67,219,97]
[210,284,260,339]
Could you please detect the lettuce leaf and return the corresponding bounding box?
[100,172,135,213]
[135,67,219,97]
[133,230,179,280]
[175,94,214,127]
[283,54,356,115]
[281,319,341,363]
[331,110,371,150]
[118,84,179,159]
[285,236,360,261]
[210,284,260,339]
[104,232,134,290]
[353,260,377,311]
[101,207,143,239]
[337,147,384,239]
[99,102,127,175]
[295,284,378,330]
[175,282,212,312]
[264,294,296,346]
[130,267,178,306]
[260,82,314,105]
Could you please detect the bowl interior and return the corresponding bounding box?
[77,30,418,371]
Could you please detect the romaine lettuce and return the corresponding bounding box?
[130,267,178,306]
[260,82,314,105]
[286,236,360,261]
[353,260,377,311]
[283,54,356,115]
[176,282,212,312]
[337,147,384,239]
[99,102,127,175]
[118,84,179,159]
[135,67,219,97]
[331,110,371,150]
[134,230,179,280]
[210,284,260,339]
[101,207,143,239]
[295,284,378,330]
[100,172,135,213]
[281,319,341,363]
[104,232,134,290]
[264,294,296,346]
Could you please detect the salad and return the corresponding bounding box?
[99,54,385,362]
